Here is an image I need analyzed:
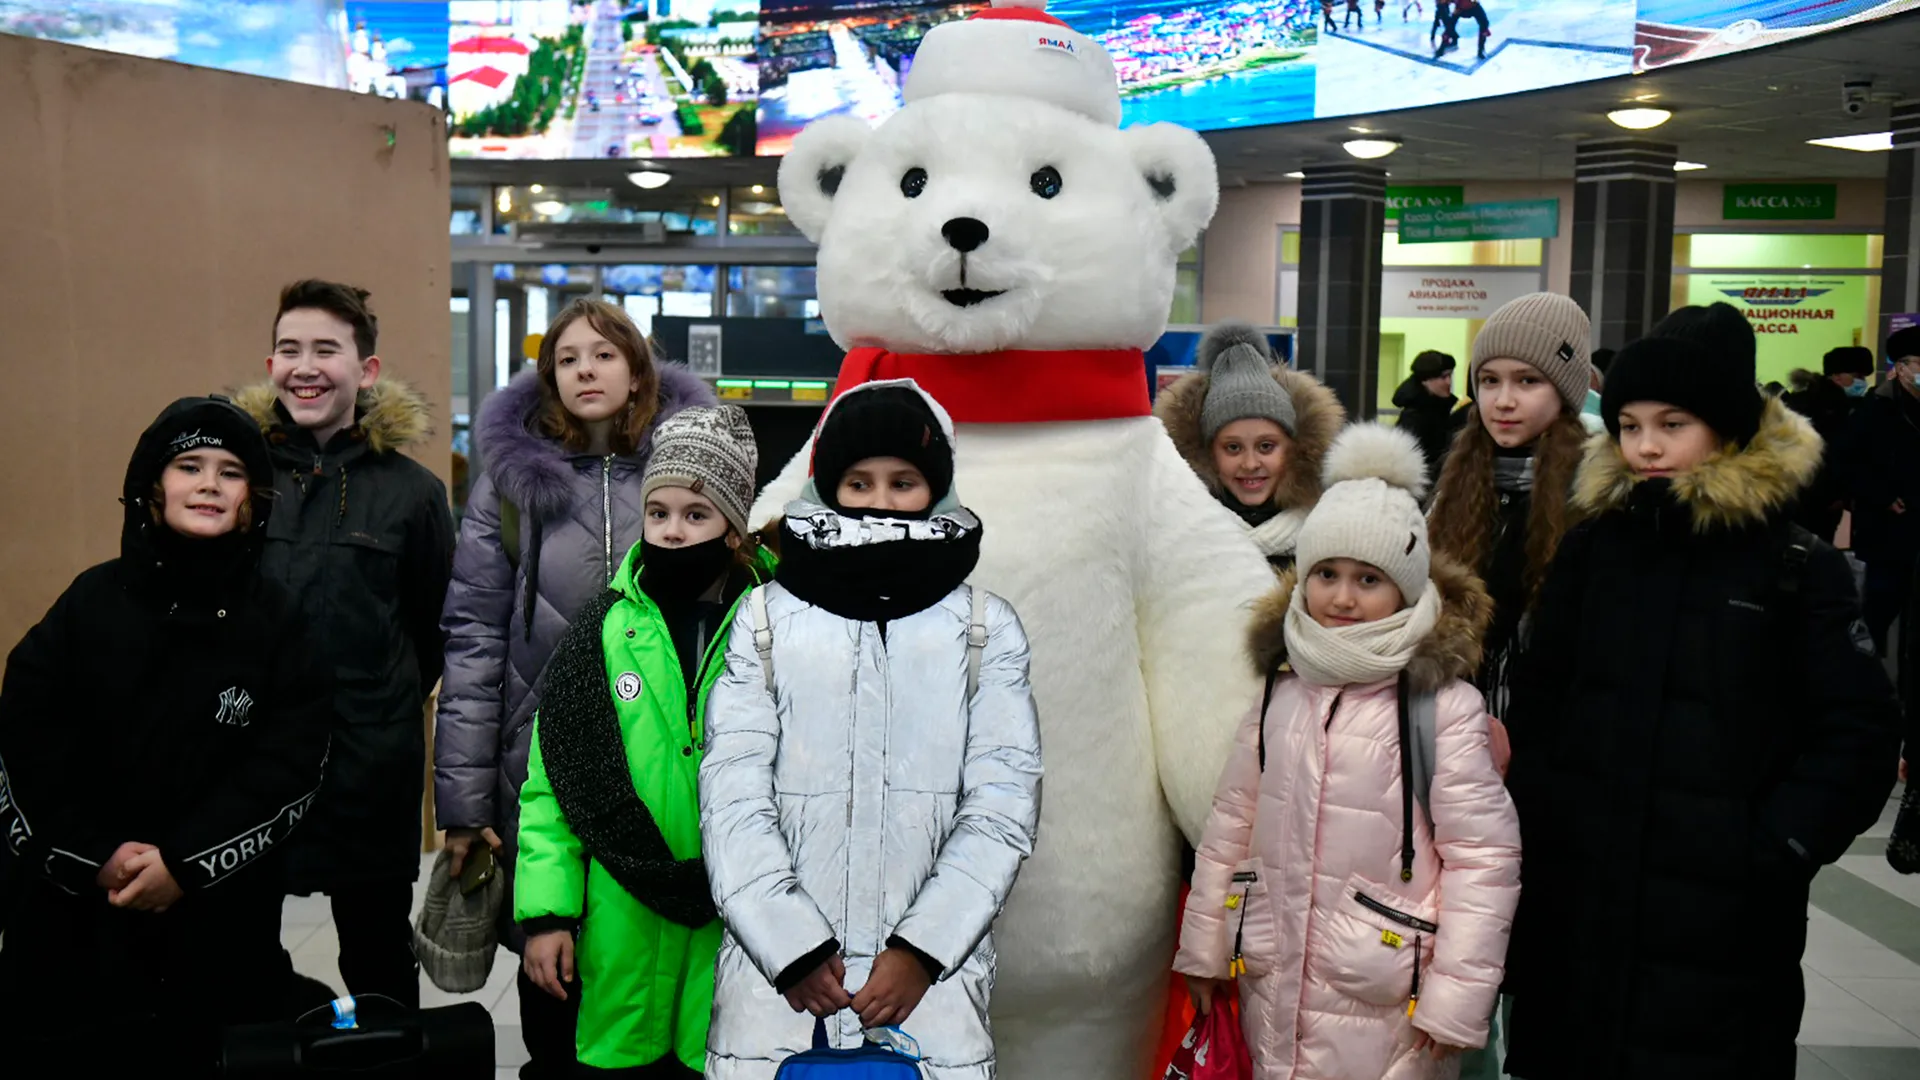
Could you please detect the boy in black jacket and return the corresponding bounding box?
[235,280,455,1009]
[0,397,333,1058]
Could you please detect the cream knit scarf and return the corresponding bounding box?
[1248,507,1311,558]
[1283,580,1442,688]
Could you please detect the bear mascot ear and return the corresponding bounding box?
[1121,122,1221,257]
[776,115,875,244]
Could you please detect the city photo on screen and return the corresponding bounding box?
[1635,0,1920,70]
[346,2,450,106]
[1053,0,1318,130]
[754,0,976,156]
[0,0,352,86]
[449,0,758,161]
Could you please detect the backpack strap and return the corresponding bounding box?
[1395,673,1441,884]
[966,587,988,700]
[750,587,775,695]
[1256,662,1282,773]
[1778,524,1814,599]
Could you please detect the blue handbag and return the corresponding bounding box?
[774,1017,925,1078]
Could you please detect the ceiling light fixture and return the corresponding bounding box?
[1673,161,1708,171]
[1342,137,1401,160]
[750,184,765,194]
[496,188,512,213]
[533,200,565,216]
[1606,107,1672,130]
[1349,125,1374,134]
[530,184,544,194]
[627,169,672,189]
[1806,131,1893,152]
[1284,170,1306,179]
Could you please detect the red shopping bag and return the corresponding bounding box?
[1164,1003,1252,1080]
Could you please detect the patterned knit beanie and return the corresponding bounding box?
[1293,425,1431,603]
[641,405,758,537]
[1470,293,1592,412]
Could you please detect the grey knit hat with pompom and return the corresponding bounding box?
[1198,323,1296,443]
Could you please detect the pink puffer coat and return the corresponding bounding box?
[1174,558,1521,1080]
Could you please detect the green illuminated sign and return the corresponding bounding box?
[1386,185,1463,221]
[1399,199,1559,243]
[1723,183,1837,221]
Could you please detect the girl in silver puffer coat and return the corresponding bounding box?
[700,380,1043,1080]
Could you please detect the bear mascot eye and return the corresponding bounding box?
[901,167,929,198]
[1030,166,1063,200]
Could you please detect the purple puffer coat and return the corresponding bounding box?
[432,364,713,947]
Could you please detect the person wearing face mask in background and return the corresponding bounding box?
[1393,350,1467,485]
[434,297,714,1078]
[1840,326,1920,656]
[514,405,774,1077]
[1157,324,1346,572]
[1782,345,1875,543]
[0,398,332,1061]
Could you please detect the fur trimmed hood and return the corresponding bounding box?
[1573,395,1823,531]
[474,363,714,522]
[234,378,436,455]
[1156,363,1346,513]
[1246,553,1492,694]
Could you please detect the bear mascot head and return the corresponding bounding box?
[750,4,1279,1077]
[776,0,1217,362]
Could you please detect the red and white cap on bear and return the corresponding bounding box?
[903,0,1121,128]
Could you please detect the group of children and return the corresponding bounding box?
[1162,292,1902,1080]
[0,281,456,1055]
[0,282,1906,1080]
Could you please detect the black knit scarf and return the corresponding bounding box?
[535,588,715,928]
[776,512,983,623]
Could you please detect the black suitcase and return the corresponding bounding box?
[219,996,493,1078]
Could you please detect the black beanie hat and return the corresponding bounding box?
[1410,350,1456,380]
[811,386,955,515]
[1602,331,1764,446]
[1889,326,1920,364]
[1824,346,1875,378]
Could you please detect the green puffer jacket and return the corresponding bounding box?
[516,540,774,1071]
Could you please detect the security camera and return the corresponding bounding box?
[1842,79,1872,117]
[586,244,603,255]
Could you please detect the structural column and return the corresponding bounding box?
[1882,102,1920,352]
[1569,138,1677,351]
[1297,164,1387,419]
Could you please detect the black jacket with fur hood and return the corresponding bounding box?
[1504,397,1900,1080]
[235,381,456,889]
[1157,338,1345,571]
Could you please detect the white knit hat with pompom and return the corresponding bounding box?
[1292,425,1432,602]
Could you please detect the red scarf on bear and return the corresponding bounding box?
[832,346,1151,423]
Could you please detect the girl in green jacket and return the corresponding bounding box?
[515,405,772,1076]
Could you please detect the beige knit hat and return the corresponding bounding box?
[413,846,505,994]
[1469,292,1593,412]
[1293,425,1431,603]
[642,405,758,537]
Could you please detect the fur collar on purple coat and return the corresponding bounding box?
[476,363,716,520]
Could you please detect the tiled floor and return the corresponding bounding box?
[290,794,1920,1080]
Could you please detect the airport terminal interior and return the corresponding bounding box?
[4,1,1920,1078]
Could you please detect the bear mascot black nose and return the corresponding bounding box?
[942,217,990,253]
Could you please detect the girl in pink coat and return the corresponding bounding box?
[1175,425,1521,1080]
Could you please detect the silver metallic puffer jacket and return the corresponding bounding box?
[700,508,1043,1080]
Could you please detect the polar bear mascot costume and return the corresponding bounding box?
[754,2,1275,1075]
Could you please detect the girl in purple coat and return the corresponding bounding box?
[432,298,714,1079]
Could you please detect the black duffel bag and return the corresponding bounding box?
[219,995,493,1078]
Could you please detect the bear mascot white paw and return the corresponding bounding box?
[753,2,1276,1076]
